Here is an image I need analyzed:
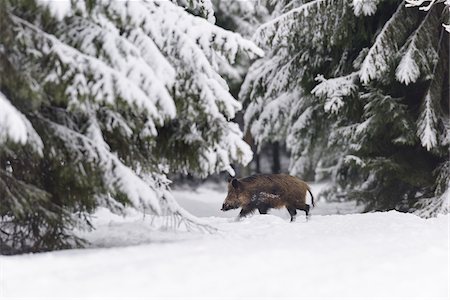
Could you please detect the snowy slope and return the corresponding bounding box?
[1,185,448,299]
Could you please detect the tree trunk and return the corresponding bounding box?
[271,141,280,174]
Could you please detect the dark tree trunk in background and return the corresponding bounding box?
[255,152,261,174]
[271,142,280,174]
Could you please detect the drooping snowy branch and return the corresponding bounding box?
[45,116,161,214]
[395,7,442,85]
[173,0,216,23]
[352,0,382,16]
[360,4,419,83]
[12,15,170,131]
[111,1,263,66]
[286,105,315,176]
[0,92,43,154]
[417,94,439,150]
[0,92,30,145]
[45,114,215,231]
[312,72,359,114]
[414,162,449,218]
[35,0,72,20]
[246,91,297,146]
[59,14,177,118]
[252,0,331,48]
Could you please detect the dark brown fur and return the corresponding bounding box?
[221,174,314,222]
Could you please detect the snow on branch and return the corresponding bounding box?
[241,49,301,147]
[0,92,43,154]
[11,15,169,130]
[197,122,252,177]
[405,0,450,32]
[414,160,449,218]
[406,0,440,10]
[0,92,30,145]
[252,0,331,48]
[104,0,262,122]
[117,1,263,64]
[395,6,442,85]
[352,0,382,16]
[414,161,450,217]
[286,105,315,177]
[46,114,215,232]
[36,0,71,19]
[415,28,446,153]
[45,116,162,214]
[60,14,177,119]
[414,189,449,217]
[360,3,418,84]
[247,91,297,146]
[240,54,287,105]
[312,72,359,114]
[174,0,216,23]
[417,93,439,150]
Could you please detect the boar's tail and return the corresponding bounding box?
[307,187,315,207]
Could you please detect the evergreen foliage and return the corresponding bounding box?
[212,0,269,38]
[241,0,449,216]
[0,0,262,254]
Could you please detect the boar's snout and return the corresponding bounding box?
[221,201,239,211]
[221,203,232,211]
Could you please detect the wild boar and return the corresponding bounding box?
[221,174,314,222]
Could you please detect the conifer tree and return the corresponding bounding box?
[241,0,449,216]
[0,0,262,254]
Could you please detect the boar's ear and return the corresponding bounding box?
[231,178,240,189]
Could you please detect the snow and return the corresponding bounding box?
[36,0,72,20]
[395,7,441,86]
[417,93,438,151]
[247,91,295,145]
[312,72,359,114]
[0,92,29,145]
[396,46,420,85]
[0,92,43,154]
[48,118,165,215]
[12,14,170,127]
[253,0,327,48]
[213,0,269,38]
[1,184,448,299]
[352,0,380,16]
[359,3,411,84]
[405,0,450,31]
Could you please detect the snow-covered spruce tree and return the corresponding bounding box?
[0,0,262,254]
[241,0,449,216]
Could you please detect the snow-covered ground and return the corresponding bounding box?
[1,183,448,299]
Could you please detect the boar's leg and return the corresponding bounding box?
[286,206,297,222]
[297,204,310,221]
[238,205,256,219]
[257,203,270,214]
